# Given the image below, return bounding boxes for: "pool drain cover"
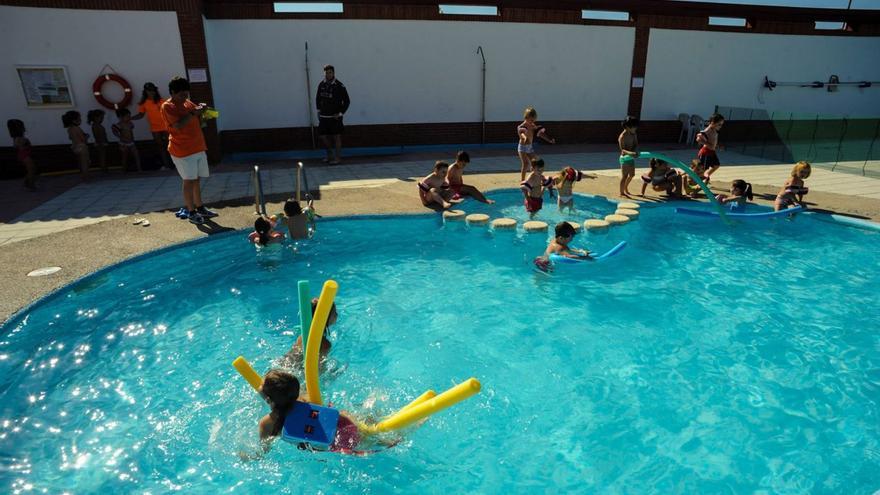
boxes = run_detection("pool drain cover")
[27,266,62,277]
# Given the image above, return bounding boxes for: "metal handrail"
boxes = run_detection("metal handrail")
[254,165,266,216]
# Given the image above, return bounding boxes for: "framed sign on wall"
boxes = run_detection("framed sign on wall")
[16,65,75,108]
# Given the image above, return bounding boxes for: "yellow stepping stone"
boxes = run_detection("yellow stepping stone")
[605,214,630,225]
[491,218,517,230]
[442,209,465,221]
[523,220,548,232]
[465,213,490,225]
[584,219,610,231]
[618,202,640,210]
[615,208,639,219]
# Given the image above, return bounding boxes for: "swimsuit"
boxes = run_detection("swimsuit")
[558,195,573,203]
[15,139,32,162]
[517,142,534,154]
[642,169,677,185]
[524,195,543,212]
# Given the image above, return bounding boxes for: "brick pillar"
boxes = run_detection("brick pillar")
[174,0,221,163]
[627,24,650,118]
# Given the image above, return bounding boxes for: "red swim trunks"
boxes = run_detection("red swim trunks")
[448,182,463,199]
[525,196,543,213]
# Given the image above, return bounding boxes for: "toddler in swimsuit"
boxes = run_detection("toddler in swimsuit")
[418,161,462,210]
[62,111,91,180]
[112,108,142,173]
[716,179,753,211]
[517,107,555,181]
[696,113,725,181]
[553,166,597,213]
[775,161,811,211]
[520,158,554,218]
[640,158,682,197]
[7,119,37,190]
[533,221,592,272]
[249,216,285,245]
[618,116,639,197]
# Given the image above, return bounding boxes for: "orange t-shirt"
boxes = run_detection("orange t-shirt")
[161,99,207,158]
[138,99,167,133]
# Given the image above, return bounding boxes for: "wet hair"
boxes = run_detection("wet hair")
[708,113,725,124]
[523,107,537,119]
[555,221,576,239]
[284,199,303,217]
[530,158,545,170]
[61,111,81,128]
[323,64,335,72]
[433,160,450,172]
[261,370,300,436]
[622,116,639,129]
[86,110,105,125]
[254,216,272,245]
[168,76,190,95]
[7,119,25,139]
[732,179,753,201]
[792,161,811,179]
[456,150,470,163]
[115,108,131,118]
[139,82,161,105]
[690,159,706,174]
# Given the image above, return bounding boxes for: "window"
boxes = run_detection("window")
[581,10,631,22]
[814,21,846,30]
[438,5,498,16]
[273,2,344,14]
[709,17,748,27]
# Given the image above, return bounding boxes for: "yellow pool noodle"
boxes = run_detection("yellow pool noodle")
[232,356,263,391]
[367,378,481,433]
[304,280,338,405]
[398,390,437,414]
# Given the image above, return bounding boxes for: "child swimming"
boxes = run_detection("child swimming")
[249,216,285,245]
[716,179,753,211]
[775,161,811,211]
[533,221,591,271]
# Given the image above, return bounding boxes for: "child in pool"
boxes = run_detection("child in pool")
[418,161,462,210]
[445,151,494,204]
[553,166,597,213]
[716,179,753,211]
[283,198,317,240]
[533,221,591,271]
[280,298,338,370]
[775,161,811,211]
[517,107,555,181]
[87,110,109,173]
[618,116,639,197]
[520,158,554,218]
[681,159,709,198]
[62,111,90,180]
[256,370,363,454]
[640,158,682,197]
[249,216,285,245]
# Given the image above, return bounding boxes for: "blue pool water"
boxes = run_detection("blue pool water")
[1,190,879,494]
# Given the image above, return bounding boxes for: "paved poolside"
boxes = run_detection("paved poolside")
[4,147,880,246]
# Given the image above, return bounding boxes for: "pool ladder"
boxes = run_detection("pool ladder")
[253,165,266,216]
[254,161,313,216]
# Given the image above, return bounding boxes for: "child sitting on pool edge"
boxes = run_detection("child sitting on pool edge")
[521,158,554,218]
[418,161,462,210]
[716,179,753,211]
[640,158,682,197]
[249,216,285,245]
[534,221,591,271]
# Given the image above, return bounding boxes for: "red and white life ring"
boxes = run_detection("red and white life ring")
[92,73,133,110]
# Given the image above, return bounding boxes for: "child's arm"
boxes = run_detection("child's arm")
[618,132,636,157]
[536,127,555,144]
[518,126,529,144]
[696,131,708,146]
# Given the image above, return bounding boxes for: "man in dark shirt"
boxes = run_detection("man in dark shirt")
[316,65,350,164]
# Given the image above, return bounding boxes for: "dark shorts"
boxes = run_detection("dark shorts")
[318,116,344,136]
[525,196,543,213]
[698,147,720,168]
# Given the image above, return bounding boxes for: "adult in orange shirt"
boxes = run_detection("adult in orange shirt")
[133,82,172,170]
[161,76,217,225]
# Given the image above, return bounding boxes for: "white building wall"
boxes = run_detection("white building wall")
[0,6,186,146]
[204,19,635,131]
[642,29,880,120]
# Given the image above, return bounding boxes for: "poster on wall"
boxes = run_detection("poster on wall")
[16,66,75,108]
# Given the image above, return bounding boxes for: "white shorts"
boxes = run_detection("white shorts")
[171,151,209,180]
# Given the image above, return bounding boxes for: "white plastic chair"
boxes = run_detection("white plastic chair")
[677,113,690,143]
[688,115,704,146]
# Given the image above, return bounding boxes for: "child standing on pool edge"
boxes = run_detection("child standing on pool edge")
[618,116,639,197]
[521,158,554,219]
[87,110,109,174]
[696,113,725,181]
[517,107,555,181]
[62,111,91,181]
[7,119,38,191]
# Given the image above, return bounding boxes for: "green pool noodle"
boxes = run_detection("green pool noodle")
[298,280,312,349]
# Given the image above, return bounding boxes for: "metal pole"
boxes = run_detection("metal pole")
[305,42,316,150]
[862,120,880,176]
[254,165,266,216]
[296,161,303,202]
[477,46,486,145]
[832,118,848,171]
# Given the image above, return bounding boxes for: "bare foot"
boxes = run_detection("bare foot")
[449,197,464,204]
[441,201,453,209]
[486,199,496,205]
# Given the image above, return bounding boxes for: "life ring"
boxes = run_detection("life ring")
[92,73,133,110]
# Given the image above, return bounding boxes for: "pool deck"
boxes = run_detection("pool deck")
[2,143,880,323]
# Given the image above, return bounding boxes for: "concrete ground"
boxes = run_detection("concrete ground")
[2,143,880,323]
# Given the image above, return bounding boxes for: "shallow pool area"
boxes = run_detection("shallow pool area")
[1,190,879,494]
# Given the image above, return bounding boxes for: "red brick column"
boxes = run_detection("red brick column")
[627,24,650,118]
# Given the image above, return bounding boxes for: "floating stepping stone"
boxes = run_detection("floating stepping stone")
[442,209,465,221]
[523,220,548,232]
[466,213,489,225]
[566,221,582,233]
[618,202,640,210]
[584,219,610,231]
[605,214,630,225]
[491,218,517,230]
[615,208,639,219]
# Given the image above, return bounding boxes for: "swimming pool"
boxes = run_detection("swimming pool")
[2,190,878,493]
